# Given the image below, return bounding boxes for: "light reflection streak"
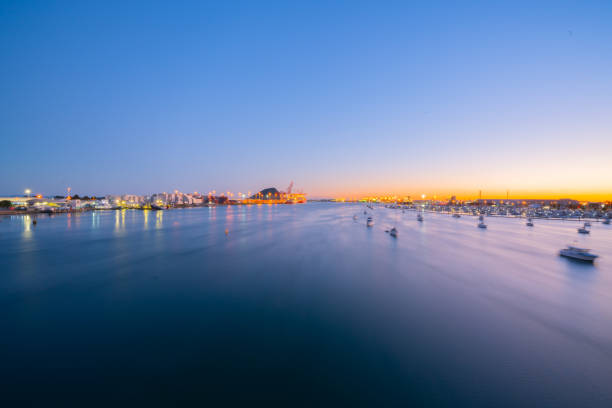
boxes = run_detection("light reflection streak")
[155,211,163,229]
[143,209,149,230]
[91,212,100,229]
[114,209,126,234]
[22,215,32,240]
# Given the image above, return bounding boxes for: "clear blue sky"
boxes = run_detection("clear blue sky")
[2,1,611,199]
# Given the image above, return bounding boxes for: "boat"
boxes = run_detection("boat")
[604,218,611,225]
[417,214,424,222]
[366,217,374,227]
[150,204,164,211]
[526,218,534,227]
[578,224,590,234]
[584,221,591,227]
[389,227,398,237]
[478,221,487,229]
[452,213,461,218]
[559,246,598,262]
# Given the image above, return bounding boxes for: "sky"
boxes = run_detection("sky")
[1,0,611,200]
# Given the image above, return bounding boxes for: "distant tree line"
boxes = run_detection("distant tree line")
[0,200,12,208]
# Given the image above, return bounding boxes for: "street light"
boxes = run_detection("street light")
[25,189,31,197]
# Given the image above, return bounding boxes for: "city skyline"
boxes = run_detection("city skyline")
[2,1,611,200]
[5,185,612,202]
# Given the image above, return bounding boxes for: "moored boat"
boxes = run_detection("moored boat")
[559,246,598,262]
[578,223,590,234]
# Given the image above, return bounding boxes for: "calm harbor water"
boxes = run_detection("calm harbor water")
[1,203,612,406]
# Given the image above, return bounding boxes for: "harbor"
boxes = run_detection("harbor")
[0,185,307,215]
[2,203,612,406]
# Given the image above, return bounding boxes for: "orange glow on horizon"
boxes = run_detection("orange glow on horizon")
[315,189,612,202]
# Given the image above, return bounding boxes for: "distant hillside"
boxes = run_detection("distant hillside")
[251,188,280,199]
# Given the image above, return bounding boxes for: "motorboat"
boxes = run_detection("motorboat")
[389,227,398,237]
[526,218,534,227]
[559,246,598,262]
[478,221,487,229]
[366,217,374,227]
[452,213,461,218]
[578,224,590,234]
[417,214,424,222]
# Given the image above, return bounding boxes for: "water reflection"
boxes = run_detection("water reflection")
[91,212,100,229]
[114,209,127,234]
[22,215,32,240]
[155,210,163,229]
[1,205,612,407]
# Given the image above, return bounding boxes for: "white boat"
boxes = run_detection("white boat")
[478,221,487,229]
[578,224,590,234]
[417,214,424,222]
[389,227,398,237]
[366,217,374,227]
[559,246,598,262]
[526,218,534,227]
